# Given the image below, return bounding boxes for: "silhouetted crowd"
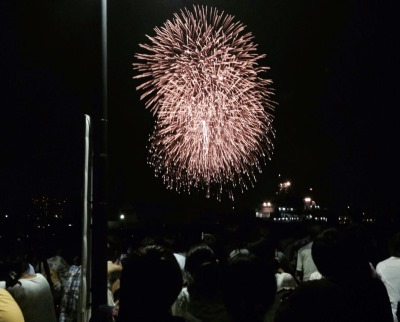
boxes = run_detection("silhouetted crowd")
[1,217,400,322]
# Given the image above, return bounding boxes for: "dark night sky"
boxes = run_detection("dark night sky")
[1,0,399,220]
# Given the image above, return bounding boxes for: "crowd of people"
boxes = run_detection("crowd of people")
[1,217,399,322]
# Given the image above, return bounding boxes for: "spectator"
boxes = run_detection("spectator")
[59,260,81,322]
[275,228,393,322]
[35,247,70,314]
[172,244,229,322]
[163,231,187,283]
[6,256,57,322]
[376,231,400,322]
[0,261,25,322]
[222,253,277,322]
[118,244,184,322]
[45,249,70,289]
[106,237,124,307]
[295,224,322,282]
[107,261,122,307]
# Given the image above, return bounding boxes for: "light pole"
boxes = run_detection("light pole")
[91,0,108,310]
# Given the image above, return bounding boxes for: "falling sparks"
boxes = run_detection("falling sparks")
[133,5,276,200]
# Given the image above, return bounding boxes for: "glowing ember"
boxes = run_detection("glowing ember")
[133,5,276,200]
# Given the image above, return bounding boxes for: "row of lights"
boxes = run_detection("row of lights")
[278,207,295,212]
[273,217,301,222]
[36,223,73,229]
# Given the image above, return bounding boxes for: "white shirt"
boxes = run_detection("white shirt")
[7,273,57,322]
[376,256,400,322]
[275,272,297,292]
[296,241,318,281]
[174,253,186,275]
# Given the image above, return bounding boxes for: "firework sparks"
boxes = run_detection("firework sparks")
[133,5,276,200]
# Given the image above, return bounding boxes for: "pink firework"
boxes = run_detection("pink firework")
[133,5,276,200]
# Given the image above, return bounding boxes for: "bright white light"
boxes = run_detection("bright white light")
[120,214,125,220]
[304,197,311,202]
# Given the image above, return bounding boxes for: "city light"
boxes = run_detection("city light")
[278,181,291,192]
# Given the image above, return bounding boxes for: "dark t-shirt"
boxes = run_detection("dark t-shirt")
[275,277,393,322]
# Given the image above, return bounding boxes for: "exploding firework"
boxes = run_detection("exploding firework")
[133,5,276,200]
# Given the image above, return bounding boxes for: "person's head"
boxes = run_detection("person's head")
[308,223,324,241]
[118,244,182,322]
[222,253,277,322]
[312,227,371,281]
[185,243,220,298]
[247,235,276,261]
[311,228,341,279]
[0,250,28,287]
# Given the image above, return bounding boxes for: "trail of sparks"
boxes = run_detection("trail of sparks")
[133,5,276,200]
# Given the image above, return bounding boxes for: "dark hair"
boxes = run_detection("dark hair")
[311,228,341,279]
[185,244,220,299]
[247,236,276,261]
[312,227,372,281]
[118,244,182,322]
[0,255,27,288]
[308,223,324,241]
[222,253,277,322]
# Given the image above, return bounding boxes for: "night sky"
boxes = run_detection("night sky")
[1,0,399,221]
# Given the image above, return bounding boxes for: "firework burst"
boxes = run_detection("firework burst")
[133,5,276,200]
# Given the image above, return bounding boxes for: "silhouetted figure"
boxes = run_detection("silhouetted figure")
[222,253,277,322]
[118,244,183,322]
[275,228,393,322]
[5,256,57,322]
[172,243,229,322]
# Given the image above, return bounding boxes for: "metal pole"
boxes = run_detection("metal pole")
[91,0,108,310]
[80,115,92,322]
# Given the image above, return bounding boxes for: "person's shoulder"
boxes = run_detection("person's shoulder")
[378,256,400,267]
[377,257,390,266]
[34,272,47,280]
[298,242,312,252]
[0,287,11,296]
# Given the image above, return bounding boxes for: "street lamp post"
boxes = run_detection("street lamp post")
[91,0,108,310]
